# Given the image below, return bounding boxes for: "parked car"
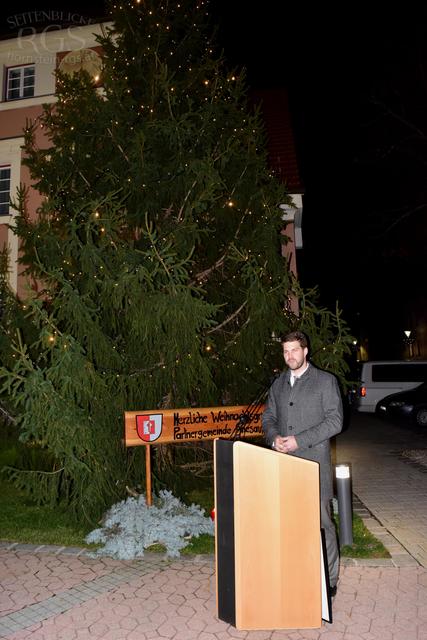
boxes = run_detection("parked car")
[356,360,427,413]
[376,382,427,427]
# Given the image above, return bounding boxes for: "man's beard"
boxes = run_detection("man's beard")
[286,357,304,370]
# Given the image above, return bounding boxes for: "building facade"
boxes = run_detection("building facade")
[0,23,105,296]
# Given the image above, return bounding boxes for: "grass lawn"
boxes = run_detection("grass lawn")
[0,481,96,547]
[0,480,390,559]
[340,513,390,558]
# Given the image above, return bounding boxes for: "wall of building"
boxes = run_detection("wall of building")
[0,23,107,296]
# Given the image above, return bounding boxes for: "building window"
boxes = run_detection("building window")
[0,166,11,216]
[6,65,35,101]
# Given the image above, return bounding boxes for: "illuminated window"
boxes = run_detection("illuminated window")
[0,166,11,216]
[6,65,35,100]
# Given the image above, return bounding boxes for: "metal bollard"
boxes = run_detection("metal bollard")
[335,463,353,546]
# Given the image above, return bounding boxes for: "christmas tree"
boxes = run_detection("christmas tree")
[0,0,353,522]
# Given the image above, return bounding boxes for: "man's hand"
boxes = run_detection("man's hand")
[273,435,298,453]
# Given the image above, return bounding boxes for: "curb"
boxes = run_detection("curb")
[351,493,420,567]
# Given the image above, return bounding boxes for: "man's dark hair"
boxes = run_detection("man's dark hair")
[281,331,309,349]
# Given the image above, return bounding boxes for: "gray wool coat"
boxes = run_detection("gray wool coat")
[262,363,343,500]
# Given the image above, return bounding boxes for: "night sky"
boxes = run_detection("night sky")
[211,3,427,358]
[2,2,427,357]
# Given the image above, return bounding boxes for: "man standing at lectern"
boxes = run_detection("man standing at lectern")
[262,330,343,596]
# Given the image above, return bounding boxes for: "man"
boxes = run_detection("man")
[262,330,343,595]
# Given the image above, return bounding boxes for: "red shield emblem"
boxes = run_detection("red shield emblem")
[136,414,162,442]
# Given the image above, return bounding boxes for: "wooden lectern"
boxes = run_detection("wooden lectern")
[214,439,331,630]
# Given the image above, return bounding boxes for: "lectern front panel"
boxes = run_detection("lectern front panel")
[233,442,321,629]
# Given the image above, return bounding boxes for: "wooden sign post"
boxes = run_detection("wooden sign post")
[124,405,264,505]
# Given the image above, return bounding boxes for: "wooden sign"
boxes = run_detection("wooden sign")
[124,405,265,447]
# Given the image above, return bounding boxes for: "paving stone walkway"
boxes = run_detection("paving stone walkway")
[337,412,427,568]
[1,547,427,639]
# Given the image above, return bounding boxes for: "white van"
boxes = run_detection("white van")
[356,360,427,413]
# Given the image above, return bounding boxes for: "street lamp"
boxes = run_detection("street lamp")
[335,464,353,546]
[404,330,414,358]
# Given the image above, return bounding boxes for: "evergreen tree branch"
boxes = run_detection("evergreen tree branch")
[190,201,253,286]
[177,179,198,222]
[192,253,226,284]
[106,127,130,163]
[0,403,15,424]
[207,301,247,334]
[69,157,91,187]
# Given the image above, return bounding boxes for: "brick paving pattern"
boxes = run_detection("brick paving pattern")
[1,549,427,639]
